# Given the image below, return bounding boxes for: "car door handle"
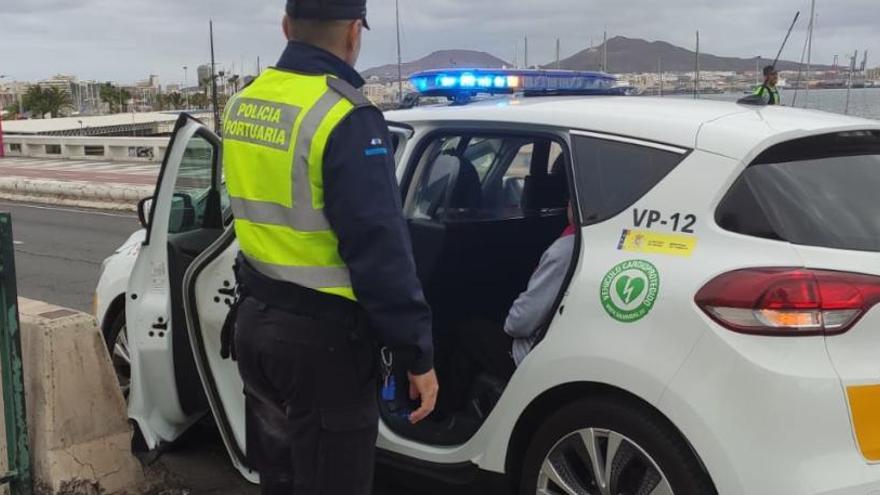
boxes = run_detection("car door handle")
[217,288,235,297]
[152,317,168,330]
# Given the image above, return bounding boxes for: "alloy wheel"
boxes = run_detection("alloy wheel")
[537,427,673,495]
[110,324,131,398]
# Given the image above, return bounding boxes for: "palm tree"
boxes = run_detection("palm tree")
[22,86,73,118]
[99,84,132,114]
[190,91,208,110]
[42,87,72,117]
[166,92,185,110]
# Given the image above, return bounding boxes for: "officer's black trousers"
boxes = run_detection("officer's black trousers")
[235,297,379,495]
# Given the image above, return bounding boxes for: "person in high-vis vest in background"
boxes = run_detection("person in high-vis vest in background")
[222,1,437,493]
[754,65,781,105]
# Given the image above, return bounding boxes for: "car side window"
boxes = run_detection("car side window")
[464,138,505,180]
[169,134,222,234]
[405,133,568,221]
[572,135,685,224]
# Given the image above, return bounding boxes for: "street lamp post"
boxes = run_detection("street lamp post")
[183,66,190,110]
[0,75,7,158]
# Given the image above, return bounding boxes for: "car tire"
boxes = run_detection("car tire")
[102,310,131,400]
[519,396,716,495]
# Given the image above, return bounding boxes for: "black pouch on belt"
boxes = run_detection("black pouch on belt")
[220,259,246,360]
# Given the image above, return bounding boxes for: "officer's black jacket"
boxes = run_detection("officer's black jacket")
[275,41,433,374]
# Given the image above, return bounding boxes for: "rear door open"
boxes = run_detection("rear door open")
[183,122,418,482]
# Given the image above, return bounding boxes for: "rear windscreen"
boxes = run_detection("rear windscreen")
[717,131,880,252]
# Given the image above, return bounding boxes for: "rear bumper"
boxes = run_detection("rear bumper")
[661,321,880,495]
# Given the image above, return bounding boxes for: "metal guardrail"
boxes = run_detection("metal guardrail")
[0,213,32,495]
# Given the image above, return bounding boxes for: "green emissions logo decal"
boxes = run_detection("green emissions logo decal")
[600,260,660,323]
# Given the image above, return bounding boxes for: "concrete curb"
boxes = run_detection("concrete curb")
[0,177,151,212]
[13,299,146,494]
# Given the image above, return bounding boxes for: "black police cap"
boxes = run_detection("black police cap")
[286,0,369,29]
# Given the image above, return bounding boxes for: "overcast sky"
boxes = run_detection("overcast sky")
[2,0,877,84]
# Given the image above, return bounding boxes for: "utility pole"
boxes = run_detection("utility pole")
[0,77,5,158]
[556,38,561,70]
[395,0,403,105]
[524,36,529,68]
[183,66,190,110]
[694,31,700,99]
[257,56,262,75]
[210,20,221,134]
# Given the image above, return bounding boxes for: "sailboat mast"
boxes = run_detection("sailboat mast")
[602,30,607,72]
[694,31,700,99]
[845,50,857,115]
[658,58,663,97]
[396,0,403,105]
[756,57,760,86]
[806,0,815,104]
[556,39,561,70]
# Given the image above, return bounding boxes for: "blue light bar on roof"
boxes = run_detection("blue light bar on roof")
[409,68,618,98]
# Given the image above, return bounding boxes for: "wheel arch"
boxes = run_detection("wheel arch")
[504,380,715,488]
[101,293,127,336]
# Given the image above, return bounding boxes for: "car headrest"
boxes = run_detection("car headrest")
[448,156,483,209]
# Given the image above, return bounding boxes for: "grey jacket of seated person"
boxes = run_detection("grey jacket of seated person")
[504,234,576,365]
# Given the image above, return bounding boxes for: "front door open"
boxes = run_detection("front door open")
[126,114,224,448]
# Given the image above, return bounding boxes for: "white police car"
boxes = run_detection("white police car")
[95,69,880,494]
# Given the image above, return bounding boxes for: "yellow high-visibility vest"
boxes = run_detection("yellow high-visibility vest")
[223,68,371,301]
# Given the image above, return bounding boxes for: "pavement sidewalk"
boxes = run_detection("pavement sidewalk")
[0,158,158,211]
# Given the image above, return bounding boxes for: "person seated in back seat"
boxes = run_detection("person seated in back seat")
[505,202,576,366]
[452,202,576,388]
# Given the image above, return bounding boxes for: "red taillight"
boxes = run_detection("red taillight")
[695,268,880,335]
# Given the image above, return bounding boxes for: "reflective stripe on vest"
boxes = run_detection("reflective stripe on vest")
[223,68,368,300]
[754,84,780,105]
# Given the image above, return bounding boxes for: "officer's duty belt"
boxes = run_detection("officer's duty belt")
[237,256,364,328]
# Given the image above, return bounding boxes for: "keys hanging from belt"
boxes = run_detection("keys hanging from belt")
[380,347,394,402]
[380,347,412,419]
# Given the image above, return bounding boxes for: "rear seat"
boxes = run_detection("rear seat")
[413,212,567,325]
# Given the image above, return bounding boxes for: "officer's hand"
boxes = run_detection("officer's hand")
[407,369,439,424]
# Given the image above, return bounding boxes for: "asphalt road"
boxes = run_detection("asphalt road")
[2,200,410,495]
[4,201,139,312]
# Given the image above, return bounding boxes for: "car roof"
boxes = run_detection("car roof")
[385,96,880,161]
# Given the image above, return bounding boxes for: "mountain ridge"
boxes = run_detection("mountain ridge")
[547,36,832,73]
[362,50,511,81]
[361,36,831,80]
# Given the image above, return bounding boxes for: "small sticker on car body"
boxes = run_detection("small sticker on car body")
[617,229,697,257]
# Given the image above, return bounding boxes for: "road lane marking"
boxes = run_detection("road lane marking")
[0,202,136,219]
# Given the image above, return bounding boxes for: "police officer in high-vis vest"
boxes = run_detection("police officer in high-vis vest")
[754,65,781,105]
[222,1,438,493]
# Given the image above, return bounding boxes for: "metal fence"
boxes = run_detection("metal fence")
[0,213,32,495]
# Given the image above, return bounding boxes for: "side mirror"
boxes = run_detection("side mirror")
[137,197,154,229]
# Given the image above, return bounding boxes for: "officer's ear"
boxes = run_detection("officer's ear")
[283,14,293,40]
[346,19,363,65]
